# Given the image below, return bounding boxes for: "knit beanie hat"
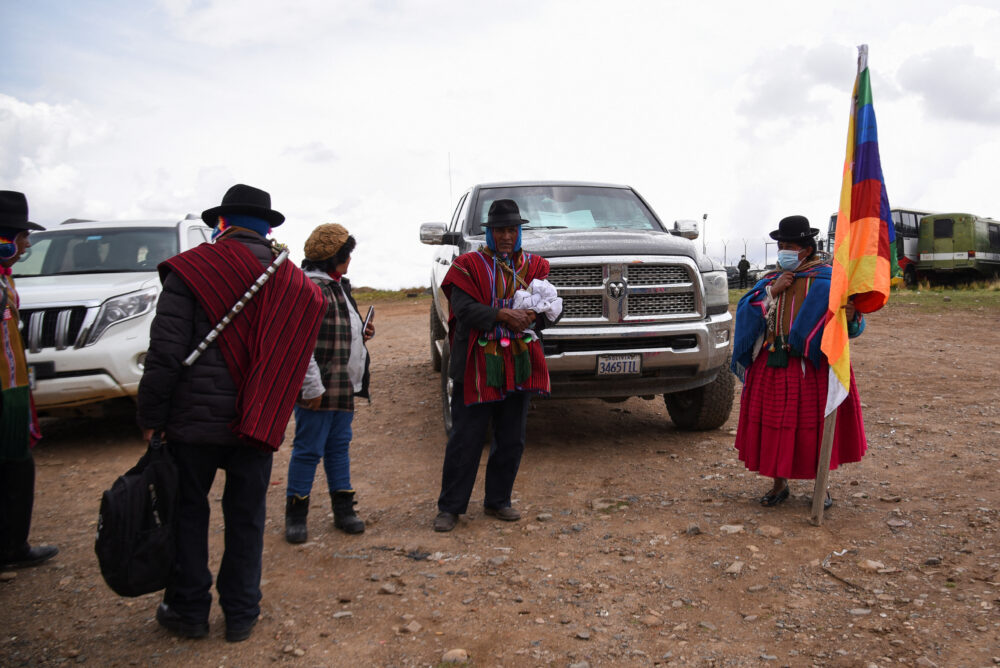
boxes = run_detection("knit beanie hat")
[304,223,350,261]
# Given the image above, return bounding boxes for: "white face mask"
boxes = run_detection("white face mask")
[776,249,802,271]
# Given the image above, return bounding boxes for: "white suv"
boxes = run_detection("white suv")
[12,216,211,415]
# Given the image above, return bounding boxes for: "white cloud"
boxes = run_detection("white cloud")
[5,1,1000,278]
[898,46,1000,125]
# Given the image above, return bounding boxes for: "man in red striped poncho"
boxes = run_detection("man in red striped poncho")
[433,199,558,532]
[137,184,324,642]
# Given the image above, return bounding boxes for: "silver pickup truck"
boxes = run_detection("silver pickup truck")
[420,181,733,432]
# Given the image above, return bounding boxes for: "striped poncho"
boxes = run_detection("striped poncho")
[443,248,551,405]
[161,238,324,450]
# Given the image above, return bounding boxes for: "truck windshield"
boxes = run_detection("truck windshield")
[471,186,662,234]
[13,227,178,277]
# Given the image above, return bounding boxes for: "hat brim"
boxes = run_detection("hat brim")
[768,227,819,241]
[201,204,285,228]
[0,220,46,232]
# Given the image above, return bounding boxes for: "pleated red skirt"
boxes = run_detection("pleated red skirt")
[735,348,867,479]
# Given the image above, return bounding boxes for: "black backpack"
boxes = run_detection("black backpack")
[95,435,178,597]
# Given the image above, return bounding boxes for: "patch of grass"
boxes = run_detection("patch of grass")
[351,286,431,302]
[729,281,1000,313]
[890,278,1000,312]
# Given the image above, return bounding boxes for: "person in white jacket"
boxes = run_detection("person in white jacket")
[284,224,374,543]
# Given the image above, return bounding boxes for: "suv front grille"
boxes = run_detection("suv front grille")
[18,307,88,351]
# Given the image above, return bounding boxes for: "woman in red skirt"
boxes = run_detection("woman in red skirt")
[731,216,867,507]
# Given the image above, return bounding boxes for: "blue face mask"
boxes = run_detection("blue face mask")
[776,249,802,271]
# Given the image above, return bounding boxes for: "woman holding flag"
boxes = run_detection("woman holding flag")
[730,216,868,508]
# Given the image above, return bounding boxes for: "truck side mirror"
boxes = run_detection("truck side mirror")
[671,220,699,240]
[419,223,448,245]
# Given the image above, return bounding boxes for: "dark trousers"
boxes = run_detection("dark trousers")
[165,442,272,627]
[739,273,749,289]
[0,456,34,559]
[438,383,530,514]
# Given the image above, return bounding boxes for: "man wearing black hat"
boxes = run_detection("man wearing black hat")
[137,184,324,642]
[433,199,557,532]
[0,191,58,570]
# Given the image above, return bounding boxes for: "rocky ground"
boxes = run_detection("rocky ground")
[2,295,999,668]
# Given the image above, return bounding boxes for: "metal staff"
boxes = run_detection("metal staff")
[182,249,289,366]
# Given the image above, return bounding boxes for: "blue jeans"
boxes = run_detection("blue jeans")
[287,406,354,497]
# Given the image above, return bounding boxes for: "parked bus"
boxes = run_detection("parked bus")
[917,213,1000,282]
[828,208,932,286]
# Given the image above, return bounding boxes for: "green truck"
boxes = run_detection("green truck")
[917,213,1000,282]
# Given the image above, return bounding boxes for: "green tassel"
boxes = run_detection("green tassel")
[485,353,504,387]
[513,349,530,383]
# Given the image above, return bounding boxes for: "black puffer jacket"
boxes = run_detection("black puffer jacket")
[136,231,274,446]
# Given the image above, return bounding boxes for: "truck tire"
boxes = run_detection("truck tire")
[440,344,454,437]
[430,302,446,372]
[903,265,917,288]
[663,358,735,431]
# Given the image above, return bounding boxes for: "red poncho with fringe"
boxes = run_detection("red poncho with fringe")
[161,239,324,450]
[443,248,550,405]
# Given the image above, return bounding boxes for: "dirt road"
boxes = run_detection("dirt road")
[2,296,999,667]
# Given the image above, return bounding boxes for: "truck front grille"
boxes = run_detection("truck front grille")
[547,260,701,322]
[628,265,689,285]
[18,307,88,352]
[563,295,603,318]
[548,266,602,287]
[628,293,696,315]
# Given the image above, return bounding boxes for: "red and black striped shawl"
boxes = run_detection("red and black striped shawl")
[442,248,550,405]
[162,239,324,450]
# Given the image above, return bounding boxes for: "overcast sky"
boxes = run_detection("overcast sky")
[4,0,1000,287]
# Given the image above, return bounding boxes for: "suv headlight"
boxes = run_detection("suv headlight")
[84,287,159,346]
[702,270,729,315]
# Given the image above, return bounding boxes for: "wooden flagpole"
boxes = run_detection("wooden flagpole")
[809,409,838,525]
[811,44,870,526]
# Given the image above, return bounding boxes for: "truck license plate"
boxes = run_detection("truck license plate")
[597,353,641,376]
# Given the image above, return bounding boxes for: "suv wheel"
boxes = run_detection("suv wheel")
[440,344,454,437]
[430,302,446,372]
[663,357,735,430]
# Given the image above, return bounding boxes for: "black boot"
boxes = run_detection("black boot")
[284,495,309,544]
[332,490,364,534]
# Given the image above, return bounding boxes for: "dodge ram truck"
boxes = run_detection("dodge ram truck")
[420,181,734,434]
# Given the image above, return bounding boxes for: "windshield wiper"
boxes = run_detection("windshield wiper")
[522,225,567,229]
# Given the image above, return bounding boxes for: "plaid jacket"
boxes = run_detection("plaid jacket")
[307,274,370,411]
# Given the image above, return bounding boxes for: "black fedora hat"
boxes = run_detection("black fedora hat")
[484,199,529,228]
[0,191,46,232]
[769,215,818,242]
[201,184,285,228]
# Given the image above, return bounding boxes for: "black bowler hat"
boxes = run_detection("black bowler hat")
[0,191,46,232]
[769,215,819,242]
[484,199,529,228]
[201,184,285,228]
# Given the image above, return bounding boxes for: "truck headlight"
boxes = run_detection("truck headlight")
[84,287,159,346]
[702,270,729,315]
